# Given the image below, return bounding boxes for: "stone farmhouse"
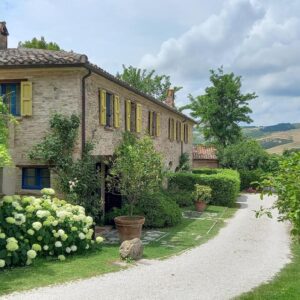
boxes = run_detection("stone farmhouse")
[0,22,195,205]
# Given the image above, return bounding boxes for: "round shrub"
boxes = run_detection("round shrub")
[0,189,103,269]
[238,169,264,190]
[138,191,182,228]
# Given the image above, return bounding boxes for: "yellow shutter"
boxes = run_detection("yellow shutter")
[125,100,131,131]
[99,90,106,125]
[173,119,176,141]
[21,81,32,116]
[181,122,184,142]
[156,113,161,136]
[136,103,142,133]
[114,95,120,128]
[149,111,153,135]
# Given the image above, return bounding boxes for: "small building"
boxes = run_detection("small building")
[192,145,219,168]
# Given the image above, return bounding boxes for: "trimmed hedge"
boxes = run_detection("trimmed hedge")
[169,168,240,207]
[238,169,264,190]
[163,190,194,207]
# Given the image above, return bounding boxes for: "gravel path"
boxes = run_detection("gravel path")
[2,194,291,300]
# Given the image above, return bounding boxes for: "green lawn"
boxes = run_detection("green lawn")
[0,205,237,296]
[238,242,300,300]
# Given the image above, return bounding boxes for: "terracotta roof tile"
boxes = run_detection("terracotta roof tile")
[193,145,218,160]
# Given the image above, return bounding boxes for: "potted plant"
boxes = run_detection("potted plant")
[107,132,163,242]
[193,184,212,212]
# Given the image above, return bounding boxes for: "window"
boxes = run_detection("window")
[184,124,189,144]
[106,92,113,127]
[0,83,21,116]
[148,111,160,137]
[168,118,175,141]
[22,168,50,190]
[130,102,136,132]
[176,121,181,142]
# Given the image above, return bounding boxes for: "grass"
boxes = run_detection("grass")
[0,205,237,296]
[237,241,300,300]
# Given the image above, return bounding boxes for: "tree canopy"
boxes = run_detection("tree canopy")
[18,36,61,50]
[116,65,182,101]
[181,67,257,147]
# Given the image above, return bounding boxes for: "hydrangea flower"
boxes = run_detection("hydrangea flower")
[3,196,13,203]
[71,245,77,252]
[61,234,68,241]
[41,188,55,196]
[32,244,42,252]
[65,247,71,253]
[36,210,50,218]
[55,241,62,248]
[5,217,16,224]
[78,232,85,240]
[26,258,32,265]
[57,229,65,236]
[58,255,66,261]
[96,236,104,244]
[27,229,34,236]
[0,259,5,268]
[32,222,42,231]
[0,233,6,239]
[14,213,26,225]
[6,239,19,252]
[27,249,37,259]
[43,245,49,251]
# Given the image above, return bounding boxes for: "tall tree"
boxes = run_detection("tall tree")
[116,65,182,101]
[18,36,61,50]
[181,67,257,147]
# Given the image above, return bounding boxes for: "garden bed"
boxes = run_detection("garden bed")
[0,205,237,296]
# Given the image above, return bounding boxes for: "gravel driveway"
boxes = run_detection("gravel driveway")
[2,194,291,300]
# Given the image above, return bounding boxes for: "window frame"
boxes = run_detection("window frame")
[105,92,114,128]
[22,167,51,190]
[0,81,22,116]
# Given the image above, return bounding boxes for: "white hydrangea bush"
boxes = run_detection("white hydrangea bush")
[0,188,103,269]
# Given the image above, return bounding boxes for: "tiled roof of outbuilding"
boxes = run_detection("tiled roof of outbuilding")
[0,48,88,66]
[193,145,218,160]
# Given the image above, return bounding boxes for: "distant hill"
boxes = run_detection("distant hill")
[193,122,300,154]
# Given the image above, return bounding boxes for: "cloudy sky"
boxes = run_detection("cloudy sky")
[1,0,300,125]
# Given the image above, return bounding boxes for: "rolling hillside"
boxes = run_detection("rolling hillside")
[193,123,300,154]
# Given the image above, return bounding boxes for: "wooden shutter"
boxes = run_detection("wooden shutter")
[21,81,32,116]
[99,90,106,125]
[136,103,142,133]
[173,119,176,141]
[156,113,161,136]
[149,111,153,135]
[188,124,192,143]
[113,95,120,128]
[181,122,184,142]
[125,100,131,131]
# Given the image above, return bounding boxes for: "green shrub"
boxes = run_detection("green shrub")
[193,184,212,203]
[0,189,103,269]
[163,190,194,207]
[105,191,182,228]
[238,169,264,190]
[169,169,240,207]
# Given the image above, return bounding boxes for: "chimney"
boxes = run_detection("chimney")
[0,22,9,50]
[165,88,175,108]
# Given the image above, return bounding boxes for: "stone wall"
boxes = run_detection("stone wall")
[85,73,194,171]
[0,68,83,194]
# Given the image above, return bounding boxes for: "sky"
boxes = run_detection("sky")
[1,0,300,126]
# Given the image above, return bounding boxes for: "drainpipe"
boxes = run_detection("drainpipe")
[81,68,92,157]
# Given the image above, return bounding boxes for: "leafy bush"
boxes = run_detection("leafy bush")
[105,191,182,228]
[138,191,182,228]
[193,184,212,203]
[0,189,103,269]
[163,189,194,207]
[238,169,264,190]
[175,152,191,172]
[258,152,300,237]
[169,169,240,207]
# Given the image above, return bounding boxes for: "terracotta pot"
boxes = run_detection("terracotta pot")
[114,216,145,242]
[195,200,207,212]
